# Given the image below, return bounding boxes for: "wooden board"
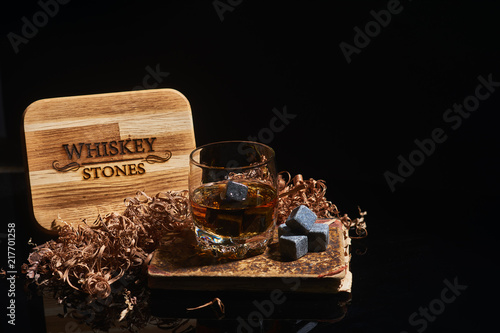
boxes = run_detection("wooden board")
[22,89,196,231]
[148,219,351,293]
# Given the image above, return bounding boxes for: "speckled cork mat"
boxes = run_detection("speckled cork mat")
[148,219,349,293]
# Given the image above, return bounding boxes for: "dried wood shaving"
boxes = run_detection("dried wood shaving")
[23,190,191,332]
[278,172,340,224]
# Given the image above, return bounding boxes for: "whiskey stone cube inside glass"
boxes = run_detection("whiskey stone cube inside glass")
[224,180,248,201]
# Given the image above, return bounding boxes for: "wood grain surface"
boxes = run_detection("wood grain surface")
[148,219,351,293]
[23,89,196,231]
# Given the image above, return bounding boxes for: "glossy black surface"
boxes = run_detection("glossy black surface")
[0,1,497,332]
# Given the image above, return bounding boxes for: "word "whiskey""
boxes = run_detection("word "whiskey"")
[63,137,157,159]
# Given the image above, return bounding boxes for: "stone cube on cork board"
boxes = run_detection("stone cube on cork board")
[307,223,330,252]
[285,205,317,234]
[279,235,308,260]
[278,224,293,238]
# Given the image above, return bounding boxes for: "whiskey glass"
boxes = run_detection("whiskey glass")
[189,141,278,258]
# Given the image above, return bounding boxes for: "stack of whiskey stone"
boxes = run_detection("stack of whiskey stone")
[278,205,330,260]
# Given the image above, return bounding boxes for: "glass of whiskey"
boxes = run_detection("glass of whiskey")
[189,141,278,258]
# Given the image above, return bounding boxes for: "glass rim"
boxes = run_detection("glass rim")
[189,140,275,171]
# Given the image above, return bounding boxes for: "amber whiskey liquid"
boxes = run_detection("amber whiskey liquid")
[191,180,277,248]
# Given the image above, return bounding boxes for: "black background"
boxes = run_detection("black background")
[0,0,498,332]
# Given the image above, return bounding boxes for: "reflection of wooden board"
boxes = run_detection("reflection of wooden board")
[43,294,197,332]
[22,89,195,232]
[148,219,351,293]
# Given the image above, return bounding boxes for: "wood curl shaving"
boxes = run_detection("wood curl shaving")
[278,172,367,239]
[26,190,191,294]
[23,190,191,332]
[123,190,191,252]
[340,207,368,239]
[277,172,340,225]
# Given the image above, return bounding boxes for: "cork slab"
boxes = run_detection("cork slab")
[22,89,196,232]
[148,219,350,293]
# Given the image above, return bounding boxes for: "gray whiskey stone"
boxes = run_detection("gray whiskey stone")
[307,223,330,252]
[285,205,317,234]
[278,224,293,238]
[224,180,248,201]
[279,235,308,260]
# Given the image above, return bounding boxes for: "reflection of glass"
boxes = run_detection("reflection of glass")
[189,141,278,258]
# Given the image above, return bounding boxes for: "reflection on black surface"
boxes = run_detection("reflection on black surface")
[41,282,353,332]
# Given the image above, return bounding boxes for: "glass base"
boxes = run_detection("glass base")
[194,226,274,259]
